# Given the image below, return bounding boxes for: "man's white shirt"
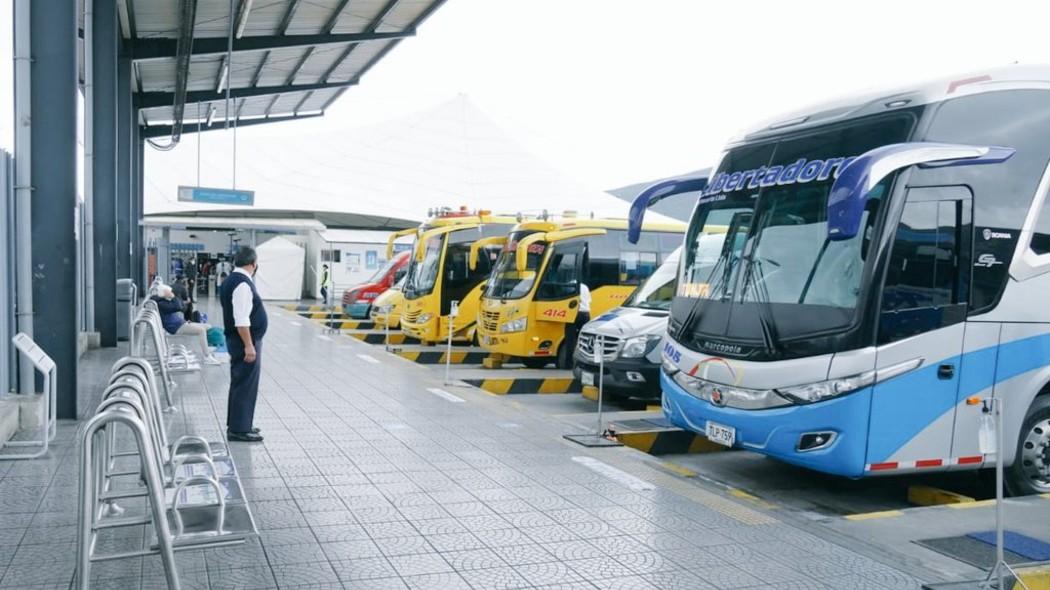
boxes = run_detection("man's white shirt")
[232,267,254,328]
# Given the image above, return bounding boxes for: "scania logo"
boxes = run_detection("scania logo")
[702,340,743,355]
[710,388,726,406]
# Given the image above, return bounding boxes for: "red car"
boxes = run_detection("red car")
[341,251,410,318]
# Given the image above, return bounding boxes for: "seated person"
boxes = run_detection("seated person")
[152,284,222,365]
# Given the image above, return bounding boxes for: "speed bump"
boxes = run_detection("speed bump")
[282,304,328,312]
[608,417,731,455]
[464,377,581,395]
[397,350,493,365]
[300,311,350,320]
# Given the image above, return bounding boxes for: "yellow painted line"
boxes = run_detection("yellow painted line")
[844,510,905,521]
[480,379,512,395]
[727,488,776,510]
[538,378,575,394]
[658,461,697,478]
[907,485,974,507]
[1041,493,1050,500]
[1014,565,1050,589]
[581,386,598,401]
[646,404,661,411]
[947,499,997,509]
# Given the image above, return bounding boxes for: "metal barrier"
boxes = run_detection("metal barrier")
[1,333,57,460]
[75,355,256,589]
[132,314,178,411]
[126,281,138,354]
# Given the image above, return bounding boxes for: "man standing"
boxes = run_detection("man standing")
[220,247,267,442]
[320,263,331,307]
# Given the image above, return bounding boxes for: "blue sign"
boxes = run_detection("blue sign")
[178,185,255,206]
[366,250,378,269]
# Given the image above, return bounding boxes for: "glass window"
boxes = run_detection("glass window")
[1032,199,1050,255]
[619,251,659,285]
[881,200,960,312]
[484,231,546,300]
[537,246,581,301]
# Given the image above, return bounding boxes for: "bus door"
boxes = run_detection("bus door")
[867,187,972,469]
[535,240,586,325]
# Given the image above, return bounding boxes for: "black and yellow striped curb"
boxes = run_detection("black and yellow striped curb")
[345,332,416,345]
[613,429,730,455]
[298,311,352,320]
[907,485,975,507]
[1012,564,1050,589]
[397,350,493,365]
[463,377,581,395]
[320,320,376,330]
[282,304,329,312]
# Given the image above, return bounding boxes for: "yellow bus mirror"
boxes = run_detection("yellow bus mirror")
[387,227,416,258]
[469,236,507,270]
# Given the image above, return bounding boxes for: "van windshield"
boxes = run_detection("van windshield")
[403,235,443,299]
[624,251,681,311]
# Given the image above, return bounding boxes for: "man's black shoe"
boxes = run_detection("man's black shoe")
[227,431,263,442]
[251,427,260,434]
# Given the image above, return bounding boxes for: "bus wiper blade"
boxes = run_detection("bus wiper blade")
[676,256,730,340]
[741,257,781,356]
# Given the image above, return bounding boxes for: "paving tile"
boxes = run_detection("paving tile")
[458,565,531,590]
[269,561,341,587]
[442,548,509,571]
[386,552,454,576]
[331,556,398,581]
[513,561,585,586]
[402,571,474,590]
[207,565,279,589]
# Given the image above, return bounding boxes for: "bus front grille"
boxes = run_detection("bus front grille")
[480,310,500,333]
[577,333,621,361]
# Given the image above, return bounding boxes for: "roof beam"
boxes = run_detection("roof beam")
[140,112,323,138]
[131,29,414,60]
[138,80,358,109]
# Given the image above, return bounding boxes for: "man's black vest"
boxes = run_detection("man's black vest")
[220,271,268,341]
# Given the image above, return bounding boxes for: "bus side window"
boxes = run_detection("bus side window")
[620,251,659,285]
[879,197,968,344]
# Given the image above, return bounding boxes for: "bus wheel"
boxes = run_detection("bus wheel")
[1007,395,1050,496]
[522,358,550,369]
[556,342,572,370]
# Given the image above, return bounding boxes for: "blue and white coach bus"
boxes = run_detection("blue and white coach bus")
[629,66,1050,494]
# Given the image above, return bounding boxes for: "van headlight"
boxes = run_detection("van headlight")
[777,371,875,404]
[500,317,527,333]
[621,335,661,358]
[416,313,432,324]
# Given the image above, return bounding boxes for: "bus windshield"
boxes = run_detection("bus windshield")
[403,234,444,299]
[674,113,915,351]
[484,231,546,300]
[625,250,681,311]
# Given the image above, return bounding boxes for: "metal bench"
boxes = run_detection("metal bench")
[0,333,57,460]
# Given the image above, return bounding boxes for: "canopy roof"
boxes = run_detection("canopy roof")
[146,96,648,228]
[123,0,447,139]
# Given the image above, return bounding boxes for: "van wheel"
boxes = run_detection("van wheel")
[1006,395,1050,496]
[522,358,550,369]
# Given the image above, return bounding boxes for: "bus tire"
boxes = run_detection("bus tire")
[556,342,572,370]
[1006,394,1050,496]
[522,358,550,369]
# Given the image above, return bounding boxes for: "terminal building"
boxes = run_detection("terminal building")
[1,3,1049,589]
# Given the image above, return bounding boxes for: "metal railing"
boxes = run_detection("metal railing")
[75,353,256,589]
[0,333,57,460]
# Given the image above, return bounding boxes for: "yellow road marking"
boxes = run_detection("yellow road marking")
[844,510,905,521]
[946,499,997,509]
[1014,565,1050,589]
[657,461,697,478]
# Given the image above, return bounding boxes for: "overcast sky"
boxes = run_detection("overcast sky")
[1,0,1048,189]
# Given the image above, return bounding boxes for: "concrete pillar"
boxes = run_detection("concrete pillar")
[30,0,78,419]
[134,127,145,288]
[92,0,118,346]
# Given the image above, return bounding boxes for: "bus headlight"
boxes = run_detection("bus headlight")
[416,313,433,324]
[777,371,875,404]
[621,335,661,358]
[500,317,527,333]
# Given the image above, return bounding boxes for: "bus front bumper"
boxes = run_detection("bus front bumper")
[660,371,872,478]
[478,330,556,359]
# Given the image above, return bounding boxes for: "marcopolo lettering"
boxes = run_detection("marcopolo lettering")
[703,156,856,197]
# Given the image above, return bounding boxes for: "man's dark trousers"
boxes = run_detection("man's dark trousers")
[226,338,262,433]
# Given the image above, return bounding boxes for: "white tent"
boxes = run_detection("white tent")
[253,236,305,301]
[145,96,658,225]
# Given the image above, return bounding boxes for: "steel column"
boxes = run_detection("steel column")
[30,0,78,419]
[92,0,119,346]
[116,56,132,281]
[133,126,145,288]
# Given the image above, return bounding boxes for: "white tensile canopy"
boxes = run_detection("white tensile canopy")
[144,96,650,226]
[253,236,305,300]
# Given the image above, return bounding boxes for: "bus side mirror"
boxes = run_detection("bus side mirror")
[827,142,1014,241]
[628,175,709,244]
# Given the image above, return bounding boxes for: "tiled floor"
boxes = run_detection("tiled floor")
[0,303,930,589]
